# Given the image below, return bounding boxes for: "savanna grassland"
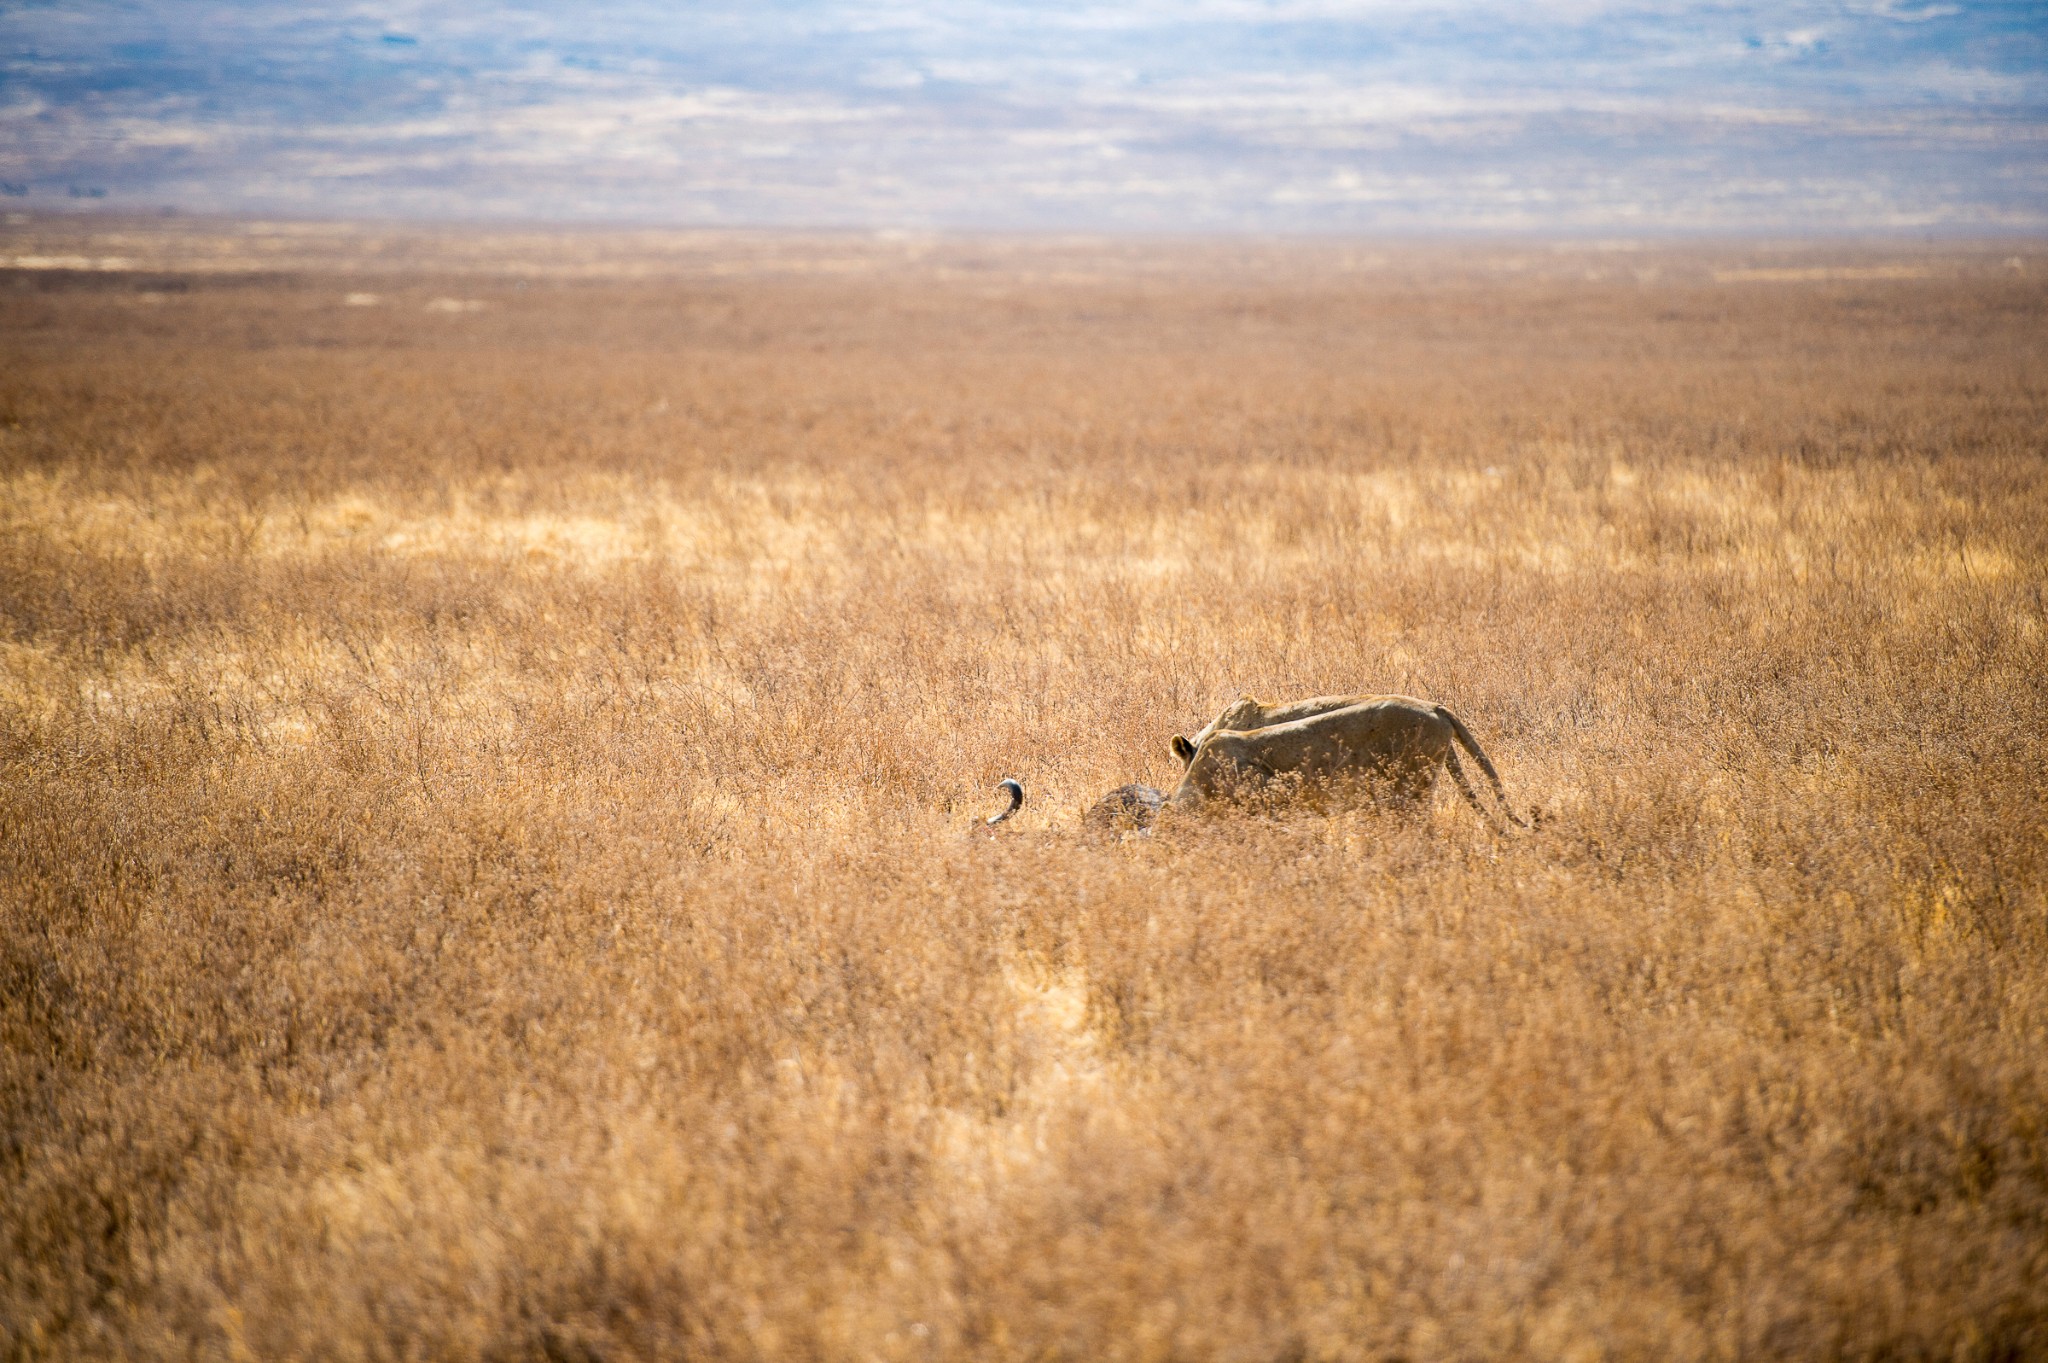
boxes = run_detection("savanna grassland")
[3,220,2046,1362]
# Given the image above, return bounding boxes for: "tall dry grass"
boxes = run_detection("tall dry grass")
[3,229,2046,1362]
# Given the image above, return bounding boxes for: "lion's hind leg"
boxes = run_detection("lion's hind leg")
[1443,748,1503,832]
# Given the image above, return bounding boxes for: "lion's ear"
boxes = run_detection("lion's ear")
[1171,734,1196,763]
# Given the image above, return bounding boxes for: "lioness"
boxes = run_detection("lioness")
[1168,696,1524,826]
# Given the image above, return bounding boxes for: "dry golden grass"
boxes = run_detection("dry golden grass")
[3,224,2046,1362]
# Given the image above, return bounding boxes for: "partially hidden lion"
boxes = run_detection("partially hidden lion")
[1168,694,1525,827]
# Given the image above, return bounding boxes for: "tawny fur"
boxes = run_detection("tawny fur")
[1169,695,1523,827]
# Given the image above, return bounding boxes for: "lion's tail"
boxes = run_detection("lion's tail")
[985,778,1024,826]
[1436,706,1527,828]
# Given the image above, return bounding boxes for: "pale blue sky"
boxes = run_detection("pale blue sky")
[2,1,2043,230]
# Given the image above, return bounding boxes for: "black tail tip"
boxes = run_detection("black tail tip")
[986,778,1024,825]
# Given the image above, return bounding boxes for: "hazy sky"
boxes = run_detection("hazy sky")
[2,1,2044,231]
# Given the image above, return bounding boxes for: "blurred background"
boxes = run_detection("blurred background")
[1,1,2043,232]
